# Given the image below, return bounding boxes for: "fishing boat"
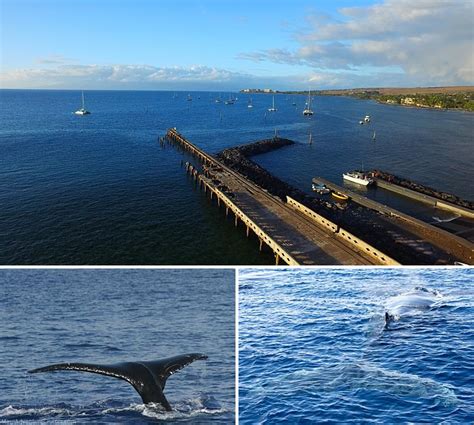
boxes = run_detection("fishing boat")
[268,96,277,112]
[331,191,350,201]
[303,90,314,116]
[312,183,330,194]
[74,91,90,115]
[343,171,374,186]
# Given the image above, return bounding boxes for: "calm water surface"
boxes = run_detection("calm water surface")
[0,269,235,423]
[1,90,473,264]
[239,268,473,423]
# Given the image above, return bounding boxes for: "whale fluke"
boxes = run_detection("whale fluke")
[28,353,208,410]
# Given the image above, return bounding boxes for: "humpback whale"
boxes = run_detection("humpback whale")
[28,353,207,411]
[385,287,442,325]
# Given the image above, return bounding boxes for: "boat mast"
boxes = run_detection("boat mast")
[81,91,85,109]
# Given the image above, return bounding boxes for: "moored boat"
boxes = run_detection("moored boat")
[74,91,90,115]
[331,191,350,201]
[303,89,314,116]
[312,183,330,194]
[343,171,374,186]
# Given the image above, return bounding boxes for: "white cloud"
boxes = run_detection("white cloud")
[239,0,474,86]
[0,64,257,90]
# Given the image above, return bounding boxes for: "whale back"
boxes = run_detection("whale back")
[385,287,441,324]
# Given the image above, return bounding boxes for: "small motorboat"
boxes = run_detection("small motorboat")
[312,183,330,194]
[331,191,350,201]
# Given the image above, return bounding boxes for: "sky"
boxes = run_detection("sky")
[1,0,473,90]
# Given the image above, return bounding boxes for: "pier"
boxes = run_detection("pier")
[166,128,396,265]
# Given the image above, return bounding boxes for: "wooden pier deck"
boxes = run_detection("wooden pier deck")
[166,128,394,265]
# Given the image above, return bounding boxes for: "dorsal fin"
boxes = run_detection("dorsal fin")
[28,353,208,410]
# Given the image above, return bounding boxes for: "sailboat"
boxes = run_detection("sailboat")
[225,94,235,105]
[248,97,253,108]
[268,95,277,112]
[75,91,90,115]
[303,90,314,116]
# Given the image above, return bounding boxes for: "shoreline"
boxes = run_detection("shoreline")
[240,86,474,112]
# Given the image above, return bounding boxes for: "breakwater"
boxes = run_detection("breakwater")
[372,169,474,211]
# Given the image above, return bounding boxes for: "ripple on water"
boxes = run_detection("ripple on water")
[239,268,474,423]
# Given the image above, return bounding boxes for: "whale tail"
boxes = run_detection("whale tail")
[29,353,208,410]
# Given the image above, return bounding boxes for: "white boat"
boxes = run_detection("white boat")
[364,115,370,122]
[268,96,277,112]
[248,97,253,108]
[303,90,314,116]
[74,91,90,115]
[343,171,374,186]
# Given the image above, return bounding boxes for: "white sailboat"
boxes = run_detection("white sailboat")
[248,97,253,108]
[303,90,314,116]
[75,91,90,115]
[268,95,277,112]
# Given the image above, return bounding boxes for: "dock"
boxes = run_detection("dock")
[312,176,474,264]
[374,178,474,219]
[166,128,396,265]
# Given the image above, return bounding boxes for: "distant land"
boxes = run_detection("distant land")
[240,86,474,111]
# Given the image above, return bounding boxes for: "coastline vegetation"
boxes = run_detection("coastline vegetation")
[353,91,474,111]
[241,87,474,111]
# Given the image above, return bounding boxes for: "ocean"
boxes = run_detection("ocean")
[239,267,474,423]
[1,89,473,264]
[0,268,235,423]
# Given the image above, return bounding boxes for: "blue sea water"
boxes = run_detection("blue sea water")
[0,90,473,264]
[239,267,474,423]
[0,268,235,423]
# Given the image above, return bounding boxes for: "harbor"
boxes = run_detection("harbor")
[165,128,473,265]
